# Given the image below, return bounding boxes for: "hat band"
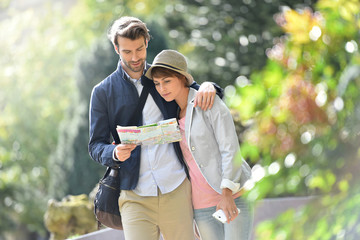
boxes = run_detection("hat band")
[155,63,184,72]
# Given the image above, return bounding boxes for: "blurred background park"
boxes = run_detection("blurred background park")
[0,0,359,239]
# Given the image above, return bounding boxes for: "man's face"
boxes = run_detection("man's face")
[116,36,147,77]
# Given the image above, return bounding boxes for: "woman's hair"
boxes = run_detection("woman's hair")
[151,67,189,87]
[107,16,150,48]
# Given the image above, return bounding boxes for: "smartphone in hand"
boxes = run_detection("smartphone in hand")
[212,208,240,223]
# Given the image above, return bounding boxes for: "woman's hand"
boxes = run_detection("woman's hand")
[216,188,238,223]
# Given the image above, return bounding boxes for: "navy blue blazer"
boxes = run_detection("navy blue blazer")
[88,62,223,190]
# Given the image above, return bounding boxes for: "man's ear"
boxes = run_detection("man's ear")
[114,44,119,54]
[145,40,149,48]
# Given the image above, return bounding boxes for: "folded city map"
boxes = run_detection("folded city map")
[116,118,182,145]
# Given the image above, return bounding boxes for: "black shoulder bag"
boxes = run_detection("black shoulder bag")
[94,83,149,230]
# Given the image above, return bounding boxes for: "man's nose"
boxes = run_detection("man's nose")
[131,52,139,61]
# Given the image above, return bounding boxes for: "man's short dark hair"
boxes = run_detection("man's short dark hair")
[107,16,150,48]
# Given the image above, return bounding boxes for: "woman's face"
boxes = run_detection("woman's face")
[153,75,186,102]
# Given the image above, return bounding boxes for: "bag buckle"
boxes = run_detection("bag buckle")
[109,168,118,177]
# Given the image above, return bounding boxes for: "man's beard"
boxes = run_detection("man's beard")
[123,59,145,73]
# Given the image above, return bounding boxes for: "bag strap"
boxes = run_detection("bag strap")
[128,80,149,125]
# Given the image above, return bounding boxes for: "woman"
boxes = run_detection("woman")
[145,50,253,240]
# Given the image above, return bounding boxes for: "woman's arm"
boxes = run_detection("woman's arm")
[207,97,242,222]
[207,96,242,192]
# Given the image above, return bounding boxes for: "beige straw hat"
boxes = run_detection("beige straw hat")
[145,49,194,85]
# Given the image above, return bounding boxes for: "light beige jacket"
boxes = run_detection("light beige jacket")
[183,88,251,194]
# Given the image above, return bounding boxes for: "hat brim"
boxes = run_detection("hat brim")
[145,63,194,86]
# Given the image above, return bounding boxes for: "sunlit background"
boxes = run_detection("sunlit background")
[0,0,359,239]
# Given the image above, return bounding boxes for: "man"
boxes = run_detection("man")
[88,16,222,240]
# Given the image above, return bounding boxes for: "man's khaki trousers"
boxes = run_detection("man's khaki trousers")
[118,178,195,240]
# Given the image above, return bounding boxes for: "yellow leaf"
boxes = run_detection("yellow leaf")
[282,9,321,44]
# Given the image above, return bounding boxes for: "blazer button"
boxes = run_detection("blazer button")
[191,146,195,151]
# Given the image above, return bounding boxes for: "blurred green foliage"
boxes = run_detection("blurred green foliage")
[157,0,316,87]
[0,0,130,237]
[0,7,75,237]
[225,0,360,238]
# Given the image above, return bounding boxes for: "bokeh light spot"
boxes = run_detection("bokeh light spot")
[284,153,296,168]
[309,26,322,41]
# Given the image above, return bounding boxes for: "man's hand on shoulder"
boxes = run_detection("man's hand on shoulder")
[194,82,216,111]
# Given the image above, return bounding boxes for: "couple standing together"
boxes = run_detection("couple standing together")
[88,16,252,240]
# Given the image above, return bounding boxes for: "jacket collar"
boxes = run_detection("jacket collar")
[184,88,197,145]
[187,88,197,105]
